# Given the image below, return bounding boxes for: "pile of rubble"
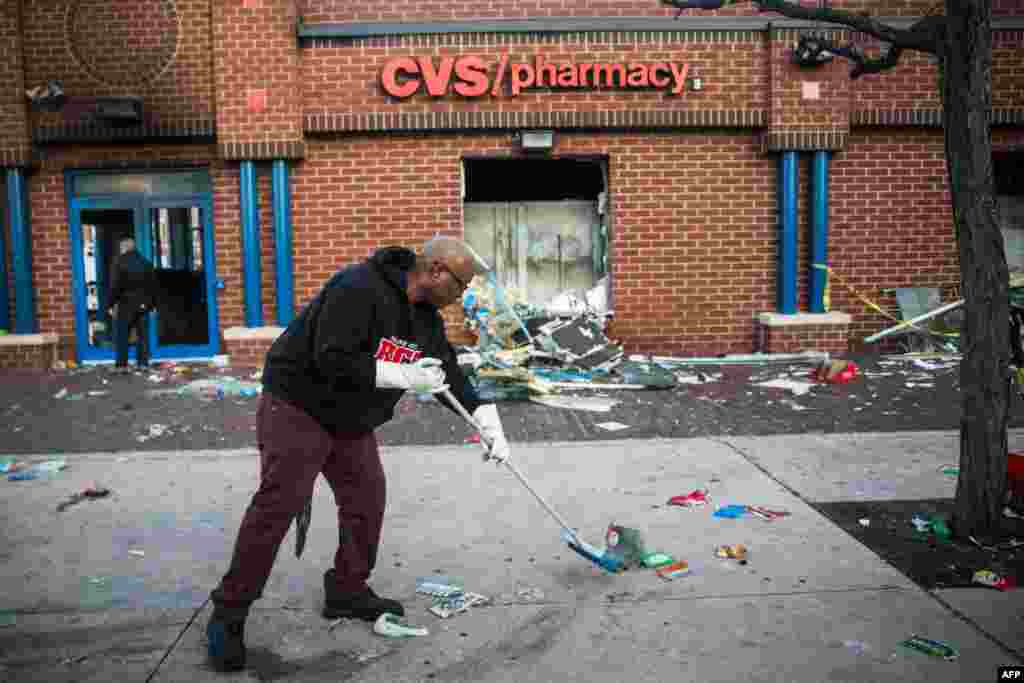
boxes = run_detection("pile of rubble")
[457,275,686,401]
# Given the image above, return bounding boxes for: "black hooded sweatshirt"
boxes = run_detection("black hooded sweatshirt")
[262,247,482,435]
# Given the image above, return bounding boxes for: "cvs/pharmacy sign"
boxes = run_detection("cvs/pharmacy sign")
[381,55,691,98]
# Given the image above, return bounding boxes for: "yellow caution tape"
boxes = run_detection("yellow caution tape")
[812,264,959,338]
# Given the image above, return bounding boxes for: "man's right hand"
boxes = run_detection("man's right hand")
[375,357,449,394]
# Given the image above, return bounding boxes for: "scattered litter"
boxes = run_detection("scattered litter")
[416,576,463,597]
[354,648,388,663]
[128,549,146,558]
[595,421,630,432]
[1006,506,1024,520]
[327,617,348,632]
[715,544,749,564]
[972,569,1017,591]
[640,552,675,569]
[940,465,959,476]
[605,524,647,569]
[0,610,15,627]
[812,359,859,384]
[137,424,170,442]
[898,634,959,661]
[778,399,808,411]
[7,458,67,482]
[667,489,710,508]
[373,612,429,638]
[62,654,89,665]
[655,560,691,580]
[754,378,814,395]
[87,390,108,397]
[429,592,490,619]
[0,457,16,473]
[57,483,111,512]
[859,518,871,527]
[514,587,546,603]
[713,504,748,519]
[843,640,871,656]
[529,395,620,412]
[54,388,68,399]
[674,372,722,384]
[747,506,791,521]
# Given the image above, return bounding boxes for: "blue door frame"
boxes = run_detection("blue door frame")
[68,186,220,363]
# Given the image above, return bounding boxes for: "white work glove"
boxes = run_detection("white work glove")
[375,357,449,394]
[472,403,510,465]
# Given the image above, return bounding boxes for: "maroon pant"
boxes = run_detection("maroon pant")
[211,392,385,609]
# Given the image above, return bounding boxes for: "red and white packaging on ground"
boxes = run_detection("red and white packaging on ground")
[973,569,1017,591]
[667,489,710,508]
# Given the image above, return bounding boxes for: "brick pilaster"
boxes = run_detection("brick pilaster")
[213,0,305,160]
[0,0,30,167]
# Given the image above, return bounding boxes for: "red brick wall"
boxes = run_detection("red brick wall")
[760,324,850,355]
[293,131,777,357]
[0,0,29,165]
[302,36,768,117]
[298,0,954,23]
[21,0,215,129]
[0,342,57,370]
[769,31,850,133]
[213,0,303,152]
[994,31,1024,109]
[829,129,959,346]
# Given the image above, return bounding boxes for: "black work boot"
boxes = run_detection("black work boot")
[206,606,247,672]
[322,569,404,621]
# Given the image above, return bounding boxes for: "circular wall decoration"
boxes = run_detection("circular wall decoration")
[65,0,180,89]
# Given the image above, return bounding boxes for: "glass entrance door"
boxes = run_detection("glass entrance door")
[147,200,218,358]
[72,203,145,357]
[68,170,219,363]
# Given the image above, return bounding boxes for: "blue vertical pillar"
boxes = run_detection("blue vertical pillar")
[0,175,8,333]
[271,160,295,326]
[777,152,798,314]
[239,161,262,327]
[7,169,36,333]
[809,151,830,313]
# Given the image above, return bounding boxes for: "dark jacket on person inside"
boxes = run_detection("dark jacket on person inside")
[261,246,482,435]
[109,249,159,314]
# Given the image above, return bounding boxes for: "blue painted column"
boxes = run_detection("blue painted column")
[7,169,36,333]
[809,151,830,313]
[239,161,263,327]
[271,160,295,326]
[777,152,798,314]
[0,175,8,333]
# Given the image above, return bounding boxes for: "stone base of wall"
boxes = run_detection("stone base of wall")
[0,333,60,369]
[222,326,284,368]
[756,312,852,355]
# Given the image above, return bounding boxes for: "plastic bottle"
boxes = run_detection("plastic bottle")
[899,635,959,661]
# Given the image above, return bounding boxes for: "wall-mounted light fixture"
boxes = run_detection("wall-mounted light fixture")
[690,77,704,91]
[518,129,555,151]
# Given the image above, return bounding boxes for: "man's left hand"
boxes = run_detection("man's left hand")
[471,403,510,464]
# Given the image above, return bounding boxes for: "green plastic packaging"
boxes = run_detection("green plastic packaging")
[899,635,959,661]
[640,552,675,568]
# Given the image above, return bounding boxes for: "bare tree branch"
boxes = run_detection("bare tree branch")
[660,0,944,54]
[796,35,906,78]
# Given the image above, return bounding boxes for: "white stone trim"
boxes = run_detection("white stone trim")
[223,326,286,341]
[0,332,60,346]
[757,312,851,327]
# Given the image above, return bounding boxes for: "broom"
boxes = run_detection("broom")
[440,388,622,574]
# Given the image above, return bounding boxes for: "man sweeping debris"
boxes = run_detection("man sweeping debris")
[206,237,510,672]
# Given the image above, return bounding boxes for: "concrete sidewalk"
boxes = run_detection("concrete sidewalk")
[0,433,1021,682]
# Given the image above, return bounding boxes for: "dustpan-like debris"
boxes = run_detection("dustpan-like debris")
[57,483,111,512]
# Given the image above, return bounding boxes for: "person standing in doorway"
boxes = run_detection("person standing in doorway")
[205,236,511,672]
[108,237,159,373]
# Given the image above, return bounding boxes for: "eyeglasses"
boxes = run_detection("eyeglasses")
[439,263,470,291]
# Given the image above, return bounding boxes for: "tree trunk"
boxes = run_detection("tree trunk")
[944,0,1009,539]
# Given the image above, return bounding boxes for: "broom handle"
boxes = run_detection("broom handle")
[440,389,578,540]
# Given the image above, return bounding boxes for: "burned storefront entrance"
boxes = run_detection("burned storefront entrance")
[462,157,609,316]
[67,170,221,363]
[460,156,624,371]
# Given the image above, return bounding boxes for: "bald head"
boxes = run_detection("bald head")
[420,236,490,277]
